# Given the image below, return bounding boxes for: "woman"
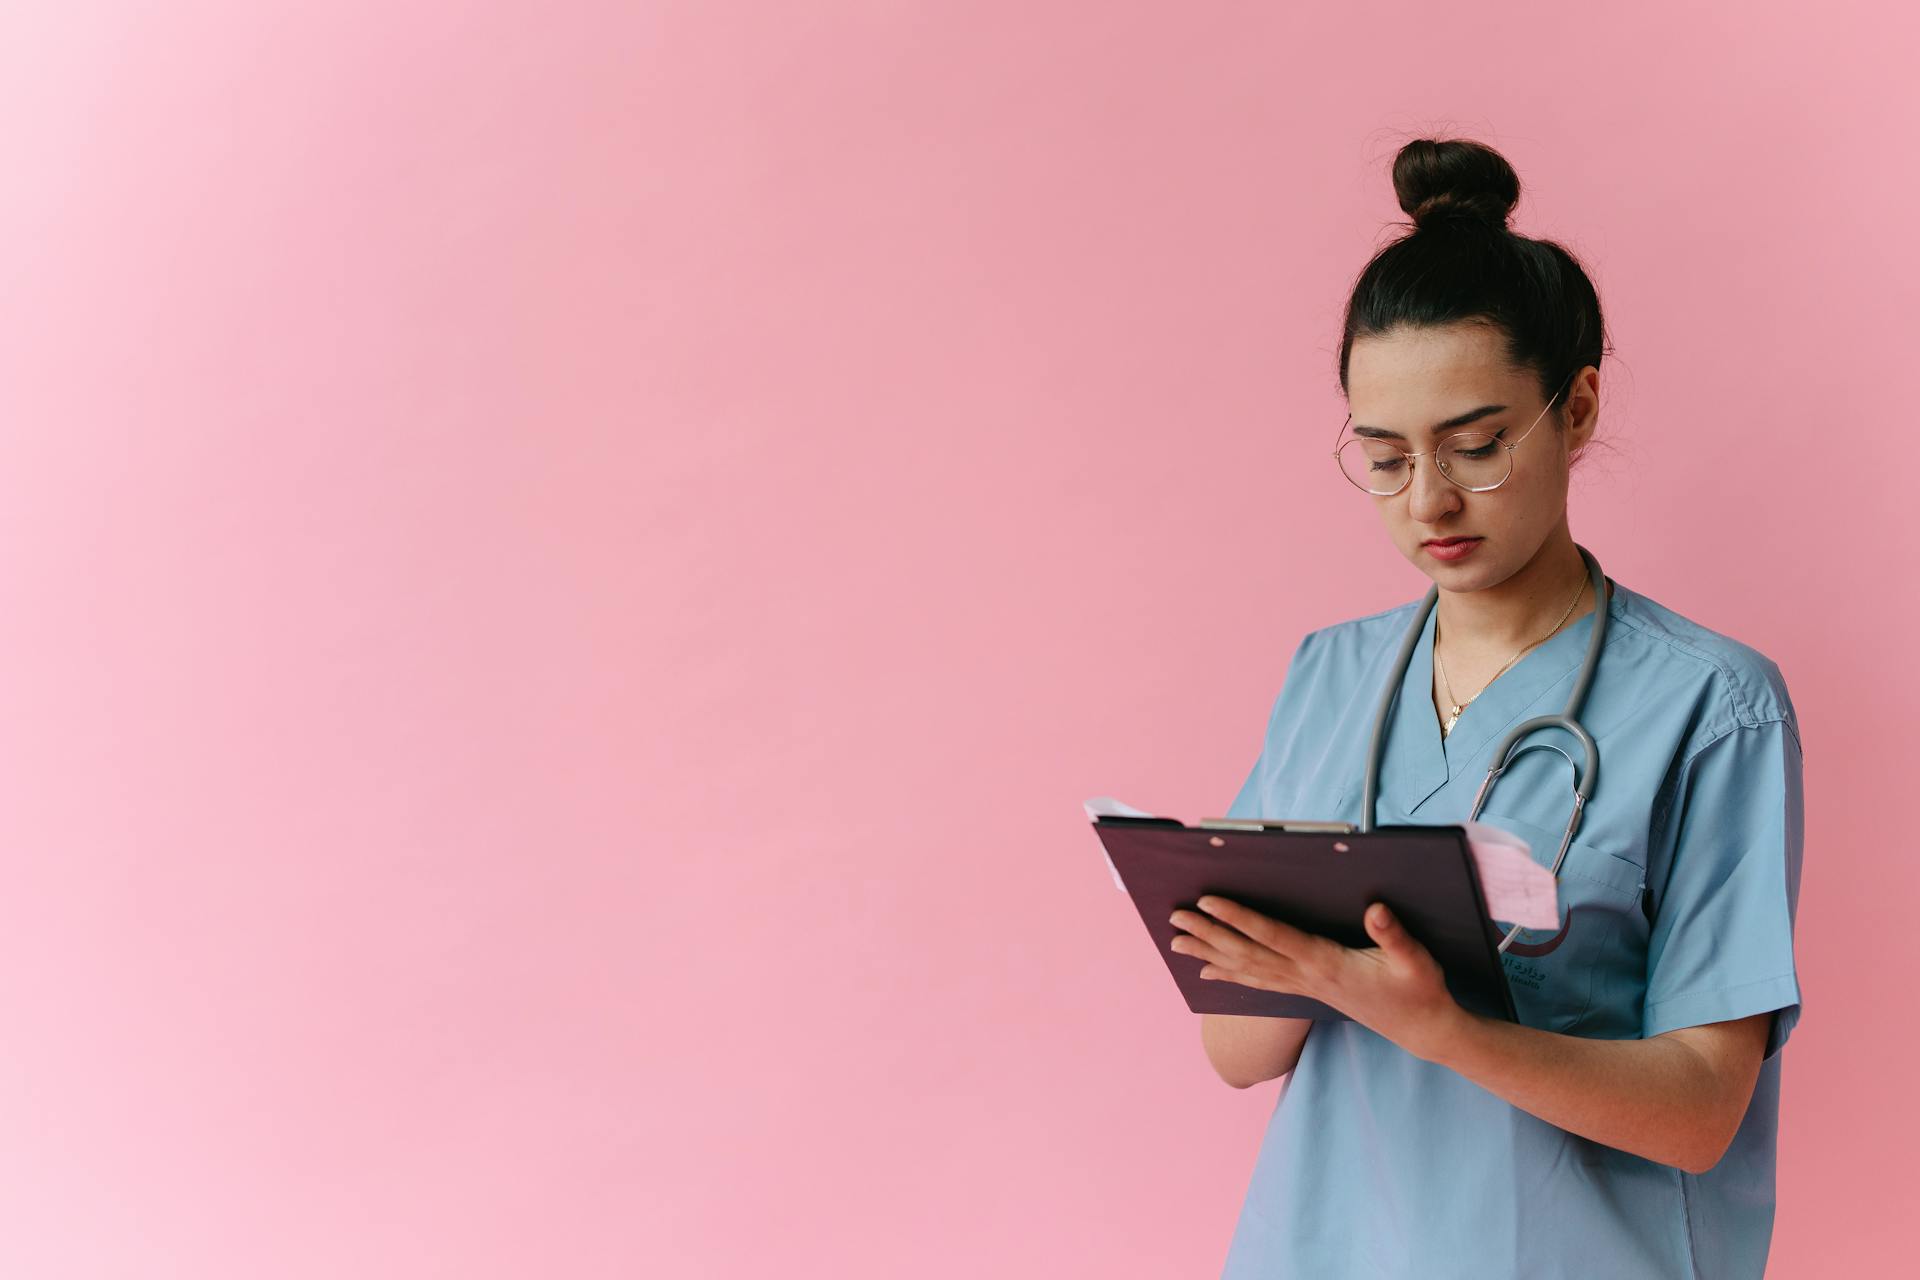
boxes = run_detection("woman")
[1170,139,1804,1279]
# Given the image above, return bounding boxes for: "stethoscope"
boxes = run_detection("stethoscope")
[1358,543,1610,954]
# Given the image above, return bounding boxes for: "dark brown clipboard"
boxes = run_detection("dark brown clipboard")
[1092,813,1518,1022]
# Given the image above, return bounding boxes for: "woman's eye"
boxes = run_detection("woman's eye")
[1452,444,1497,460]
[1368,457,1407,473]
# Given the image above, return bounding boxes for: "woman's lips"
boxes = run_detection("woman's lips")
[1423,537,1483,561]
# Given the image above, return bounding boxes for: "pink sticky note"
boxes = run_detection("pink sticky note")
[1462,820,1559,929]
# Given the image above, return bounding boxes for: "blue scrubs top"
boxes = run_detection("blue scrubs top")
[1219,577,1804,1280]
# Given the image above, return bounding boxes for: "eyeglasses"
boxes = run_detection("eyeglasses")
[1333,371,1576,496]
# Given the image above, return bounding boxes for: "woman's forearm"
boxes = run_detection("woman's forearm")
[1427,1010,1749,1173]
[1200,1013,1313,1088]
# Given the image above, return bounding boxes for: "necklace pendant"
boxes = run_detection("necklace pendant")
[1442,705,1462,737]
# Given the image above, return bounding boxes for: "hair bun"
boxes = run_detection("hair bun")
[1392,138,1520,231]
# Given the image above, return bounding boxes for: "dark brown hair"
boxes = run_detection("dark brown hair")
[1339,138,1609,418]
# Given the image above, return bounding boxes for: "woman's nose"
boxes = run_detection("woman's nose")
[1405,455,1463,523]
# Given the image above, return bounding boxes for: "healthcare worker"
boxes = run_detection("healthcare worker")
[1169,138,1804,1279]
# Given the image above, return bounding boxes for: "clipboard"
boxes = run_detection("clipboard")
[1091,812,1518,1023]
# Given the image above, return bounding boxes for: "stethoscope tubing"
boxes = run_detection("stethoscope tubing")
[1360,545,1611,954]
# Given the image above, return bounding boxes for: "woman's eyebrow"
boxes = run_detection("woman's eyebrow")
[1351,404,1507,440]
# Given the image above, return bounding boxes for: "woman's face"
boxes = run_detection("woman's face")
[1343,323,1592,592]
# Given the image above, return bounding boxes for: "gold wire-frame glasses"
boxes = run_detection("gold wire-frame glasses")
[1333,371,1576,496]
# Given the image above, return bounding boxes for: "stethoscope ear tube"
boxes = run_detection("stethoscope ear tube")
[1358,581,1436,835]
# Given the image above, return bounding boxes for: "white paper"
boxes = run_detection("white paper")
[1082,796,1157,889]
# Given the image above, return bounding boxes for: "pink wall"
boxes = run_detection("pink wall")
[0,2,1907,1275]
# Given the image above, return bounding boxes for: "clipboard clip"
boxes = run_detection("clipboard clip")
[1194,818,1357,834]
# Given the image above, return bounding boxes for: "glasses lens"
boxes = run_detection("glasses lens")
[1337,438,1410,494]
[1436,433,1510,491]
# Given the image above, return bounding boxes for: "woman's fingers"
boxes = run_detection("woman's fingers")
[1194,896,1331,967]
[1170,897,1326,987]
[1167,932,1234,970]
[1168,907,1260,967]
[1167,923,1258,984]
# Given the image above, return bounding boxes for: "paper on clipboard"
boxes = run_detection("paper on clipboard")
[1083,797,1558,928]
[1459,819,1559,929]
[1082,796,1154,889]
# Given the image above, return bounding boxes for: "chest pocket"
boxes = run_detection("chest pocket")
[1472,810,1649,1036]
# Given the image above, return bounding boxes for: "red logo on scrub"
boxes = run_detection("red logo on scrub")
[1503,904,1575,957]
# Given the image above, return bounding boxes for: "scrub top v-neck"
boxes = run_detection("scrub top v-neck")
[1218,578,1804,1280]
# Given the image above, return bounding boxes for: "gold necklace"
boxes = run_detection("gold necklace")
[1434,575,1588,739]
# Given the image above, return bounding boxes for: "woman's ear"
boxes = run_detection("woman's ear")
[1563,365,1601,456]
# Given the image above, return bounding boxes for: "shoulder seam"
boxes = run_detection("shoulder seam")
[1314,597,1421,636]
[1604,605,1781,731]
[1678,716,1803,774]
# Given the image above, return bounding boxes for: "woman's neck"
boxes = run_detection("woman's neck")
[1433,532,1600,656]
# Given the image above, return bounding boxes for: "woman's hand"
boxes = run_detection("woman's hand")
[1169,896,1467,1063]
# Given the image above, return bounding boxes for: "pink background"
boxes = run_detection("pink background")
[0,2,1909,1275]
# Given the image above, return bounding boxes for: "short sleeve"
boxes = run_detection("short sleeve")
[1224,631,1317,821]
[1642,718,1805,1059]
